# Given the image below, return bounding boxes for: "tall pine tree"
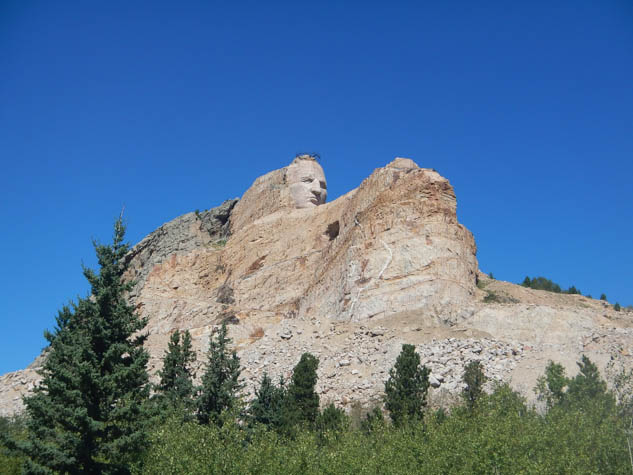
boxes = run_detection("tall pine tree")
[17,218,150,474]
[462,360,487,410]
[384,344,430,425]
[195,322,242,425]
[285,353,320,425]
[156,330,196,413]
[249,373,286,429]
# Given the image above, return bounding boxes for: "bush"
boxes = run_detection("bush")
[140,374,633,474]
[566,285,581,295]
[139,368,633,475]
[520,276,588,296]
[521,276,562,293]
[0,416,27,474]
[315,403,347,434]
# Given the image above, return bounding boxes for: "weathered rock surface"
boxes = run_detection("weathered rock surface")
[2,158,632,417]
[123,199,238,296]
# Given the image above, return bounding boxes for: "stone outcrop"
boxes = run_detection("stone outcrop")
[1,157,632,417]
[123,199,238,297]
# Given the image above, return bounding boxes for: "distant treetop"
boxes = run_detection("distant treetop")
[521,276,581,295]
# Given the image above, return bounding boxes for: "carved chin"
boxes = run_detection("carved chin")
[295,199,318,209]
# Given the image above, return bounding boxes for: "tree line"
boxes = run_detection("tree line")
[521,275,625,310]
[2,220,632,473]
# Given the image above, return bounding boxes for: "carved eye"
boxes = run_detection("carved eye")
[302,178,314,183]
[320,181,327,190]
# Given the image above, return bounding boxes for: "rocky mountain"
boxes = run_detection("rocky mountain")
[1,157,631,416]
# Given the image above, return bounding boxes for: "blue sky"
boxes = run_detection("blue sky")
[1,0,632,374]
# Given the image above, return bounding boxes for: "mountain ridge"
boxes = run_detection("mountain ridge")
[1,157,631,416]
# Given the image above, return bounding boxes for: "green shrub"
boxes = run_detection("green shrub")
[483,290,501,303]
[315,403,347,434]
[0,416,27,474]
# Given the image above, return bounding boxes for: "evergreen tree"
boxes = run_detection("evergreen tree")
[195,323,242,425]
[384,344,430,425]
[521,276,563,293]
[566,355,610,405]
[565,285,581,295]
[16,218,150,474]
[614,302,621,312]
[249,373,286,428]
[156,330,196,412]
[360,406,385,433]
[535,361,568,409]
[315,403,347,433]
[285,353,320,425]
[462,360,487,409]
[600,293,607,301]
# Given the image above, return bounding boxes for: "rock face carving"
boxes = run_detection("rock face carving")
[7,155,629,417]
[287,155,327,208]
[129,157,479,362]
[0,156,481,414]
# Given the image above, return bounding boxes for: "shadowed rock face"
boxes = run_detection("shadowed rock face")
[122,199,238,300]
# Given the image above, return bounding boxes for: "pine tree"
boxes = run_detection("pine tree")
[384,344,430,425]
[16,218,150,474]
[462,360,487,409]
[156,330,196,412]
[195,322,242,425]
[315,403,346,433]
[566,355,610,404]
[285,353,320,425]
[535,360,568,409]
[249,373,286,428]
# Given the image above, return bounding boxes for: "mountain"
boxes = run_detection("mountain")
[1,156,631,416]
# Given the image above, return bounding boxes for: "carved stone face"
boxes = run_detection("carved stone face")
[287,159,327,208]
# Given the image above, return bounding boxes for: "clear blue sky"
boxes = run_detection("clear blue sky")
[1,0,632,374]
